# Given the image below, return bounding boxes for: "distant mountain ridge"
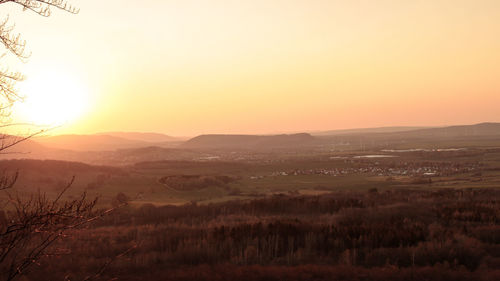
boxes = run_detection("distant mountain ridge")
[393,122,500,138]
[96,132,179,143]
[182,133,316,150]
[0,134,49,156]
[34,132,179,152]
[4,123,499,157]
[34,134,154,151]
[315,123,500,138]
[316,122,500,150]
[312,126,431,136]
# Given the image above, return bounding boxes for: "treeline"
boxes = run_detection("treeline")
[158,175,239,191]
[0,159,124,174]
[25,188,500,280]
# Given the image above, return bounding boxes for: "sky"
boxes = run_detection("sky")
[2,0,500,136]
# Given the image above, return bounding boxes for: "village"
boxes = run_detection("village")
[261,160,482,179]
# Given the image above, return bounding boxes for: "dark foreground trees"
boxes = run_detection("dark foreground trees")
[23,188,500,281]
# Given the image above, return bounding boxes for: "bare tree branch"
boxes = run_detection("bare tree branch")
[0,181,101,281]
[0,2,102,281]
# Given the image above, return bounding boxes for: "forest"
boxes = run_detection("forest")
[14,187,499,280]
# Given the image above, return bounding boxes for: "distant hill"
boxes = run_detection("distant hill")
[0,134,207,165]
[3,123,499,161]
[34,134,153,151]
[0,134,55,158]
[313,126,430,136]
[391,122,500,138]
[0,143,208,166]
[96,132,179,143]
[318,122,500,150]
[182,133,317,150]
[316,123,500,139]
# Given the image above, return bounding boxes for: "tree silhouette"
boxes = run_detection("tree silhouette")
[0,2,100,280]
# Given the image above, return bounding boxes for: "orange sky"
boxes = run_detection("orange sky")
[4,0,500,136]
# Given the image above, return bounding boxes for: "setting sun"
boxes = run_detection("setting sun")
[15,70,90,126]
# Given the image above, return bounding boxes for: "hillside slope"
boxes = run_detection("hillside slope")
[182,133,317,150]
[34,134,152,151]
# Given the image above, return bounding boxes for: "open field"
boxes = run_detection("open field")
[1,140,499,208]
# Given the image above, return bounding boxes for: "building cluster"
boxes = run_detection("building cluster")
[262,161,481,179]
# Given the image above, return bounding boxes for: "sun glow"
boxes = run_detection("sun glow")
[15,70,90,126]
